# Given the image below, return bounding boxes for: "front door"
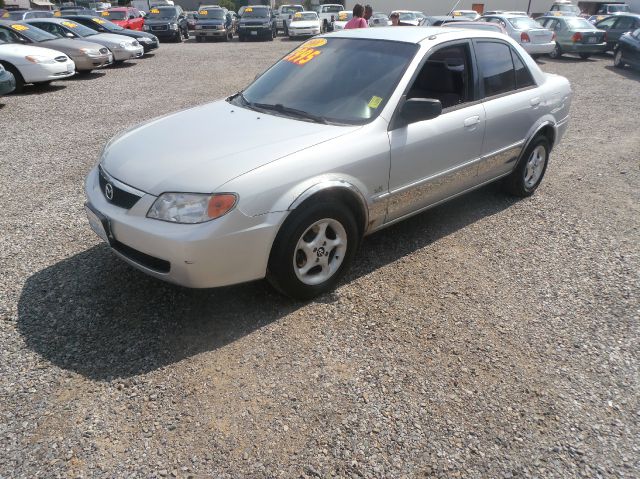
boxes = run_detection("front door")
[387,41,485,221]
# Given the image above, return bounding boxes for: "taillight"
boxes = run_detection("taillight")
[572,32,583,42]
[521,31,531,43]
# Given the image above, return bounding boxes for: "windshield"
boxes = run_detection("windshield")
[59,20,99,36]
[282,6,303,14]
[608,4,629,12]
[449,22,502,32]
[89,17,123,30]
[508,16,543,29]
[237,38,418,125]
[556,5,581,13]
[397,12,417,21]
[321,5,342,13]
[293,12,318,21]
[457,11,478,19]
[7,23,57,41]
[147,7,178,19]
[198,9,224,19]
[565,17,595,28]
[2,11,25,20]
[242,7,269,18]
[100,10,127,20]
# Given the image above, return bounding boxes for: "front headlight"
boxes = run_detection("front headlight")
[25,55,55,64]
[143,25,150,30]
[138,37,151,42]
[170,23,178,30]
[217,24,224,29]
[79,47,100,56]
[263,22,271,27]
[131,40,140,47]
[147,193,238,224]
[118,41,127,48]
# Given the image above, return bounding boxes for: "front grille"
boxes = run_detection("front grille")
[203,25,218,29]
[112,240,171,273]
[54,56,67,63]
[99,47,108,54]
[245,21,265,26]
[152,25,168,30]
[98,166,142,209]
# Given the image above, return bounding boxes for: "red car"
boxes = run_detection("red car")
[100,7,144,31]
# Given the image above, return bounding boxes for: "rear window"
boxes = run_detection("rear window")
[293,13,318,21]
[242,7,270,18]
[198,9,225,19]
[565,17,595,29]
[147,7,178,19]
[321,5,342,13]
[508,16,543,29]
[281,6,303,14]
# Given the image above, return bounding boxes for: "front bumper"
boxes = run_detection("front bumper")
[84,165,286,288]
[72,52,113,71]
[20,59,76,83]
[195,28,228,37]
[238,26,272,38]
[560,41,607,54]
[523,41,556,55]
[138,39,159,52]
[0,70,15,95]
[111,45,144,61]
[146,26,181,40]
[288,29,320,37]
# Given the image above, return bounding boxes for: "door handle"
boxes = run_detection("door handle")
[530,97,541,107]
[463,116,480,127]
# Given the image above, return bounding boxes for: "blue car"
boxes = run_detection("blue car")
[0,63,15,96]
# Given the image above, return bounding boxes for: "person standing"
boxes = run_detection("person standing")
[344,4,368,29]
[364,4,373,23]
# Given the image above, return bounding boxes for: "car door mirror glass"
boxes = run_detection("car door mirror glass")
[400,98,442,124]
[65,32,74,38]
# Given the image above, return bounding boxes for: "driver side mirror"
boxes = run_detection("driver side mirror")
[400,98,442,125]
[65,32,75,38]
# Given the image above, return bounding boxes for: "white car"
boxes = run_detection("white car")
[331,11,352,31]
[316,3,343,31]
[452,10,481,21]
[0,41,74,92]
[288,11,321,38]
[480,14,556,55]
[389,11,423,26]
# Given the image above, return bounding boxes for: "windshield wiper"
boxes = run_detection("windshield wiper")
[252,103,328,124]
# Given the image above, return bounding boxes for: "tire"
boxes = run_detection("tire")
[239,34,245,42]
[503,136,550,197]
[183,28,189,40]
[283,24,288,36]
[579,53,591,60]
[1,63,24,94]
[548,42,562,59]
[176,31,183,43]
[76,69,93,75]
[195,35,202,42]
[267,201,359,300]
[613,48,625,68]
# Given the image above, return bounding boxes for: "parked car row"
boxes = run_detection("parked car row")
[0,15,159,95]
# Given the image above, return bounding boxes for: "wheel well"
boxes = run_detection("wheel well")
[292,188,367,237]
[538,124,556,150]
[0,60,23,82]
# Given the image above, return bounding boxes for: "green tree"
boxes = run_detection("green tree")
[217,0,236,10]
[0,0,5,8]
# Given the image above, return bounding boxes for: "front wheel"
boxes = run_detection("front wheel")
[267,202,359,299]
[503,137,550,197]
[613,49,625,68]
[2,63,24,93]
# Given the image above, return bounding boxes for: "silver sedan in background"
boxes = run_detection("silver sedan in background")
[85,28,571,299]
[25,18,143,62]
[480,14,556,56]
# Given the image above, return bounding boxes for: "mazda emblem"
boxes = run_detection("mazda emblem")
[105,183,114,200]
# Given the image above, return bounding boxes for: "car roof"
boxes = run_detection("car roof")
[23,18,68,23]
[328,25,506,44]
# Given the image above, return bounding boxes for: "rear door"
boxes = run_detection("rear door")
[474,40,539,182]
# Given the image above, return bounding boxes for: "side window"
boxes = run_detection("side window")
[597,17,617,29]
[511,49,535,89]
[476,41,515,97]
[615,17,635,30]
[406,43,473,109]
[0,27,21,42]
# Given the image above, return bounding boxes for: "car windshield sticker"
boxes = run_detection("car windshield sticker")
[294,12,302,18]
[245,7,253,12]
[368,96,383,109]
[101,11,110,16]
[62,21,78,28]
[150,8,160,14]
[92,18,106,24]
[199,10,207,15]
[302,38,327,48]
[453,11,462,16]
[11,24,29,31]
[284,46,321,66]
[2,12,10,17]
[338,12,348,21]
[54,11,61,16]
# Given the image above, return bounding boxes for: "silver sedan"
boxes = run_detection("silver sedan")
[25,18,143,61]
[85,27,572,299]
[479,14,556,55]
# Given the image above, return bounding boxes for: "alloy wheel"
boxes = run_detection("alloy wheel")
[293,218,347,285]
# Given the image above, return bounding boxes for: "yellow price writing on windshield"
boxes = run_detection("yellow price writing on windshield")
[150,8,160,13]
[62,21,77,28]
[2,12,10,17]
[368,96,383,109]
[284,47,321,66]
[199,10,208,15]
[294,12,302,18]
[92,18,106,24]
[245,7,253,12]
[11,24,29,31]
[54,11,62,16]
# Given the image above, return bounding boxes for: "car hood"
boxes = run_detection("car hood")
[38,37,107,53]
[102,100,360,195]
[83,32,137,44]
[0,42,67,58]
[290,20,319,27]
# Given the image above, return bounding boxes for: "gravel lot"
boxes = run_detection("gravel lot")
[0,36,638,478]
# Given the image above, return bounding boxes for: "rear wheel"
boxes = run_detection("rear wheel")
[503,136,550,197]
[267,201,359,299]
[579,52,591,60]
[613,48,626,68]
[548,42,562,59]
[2,63,24,93]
